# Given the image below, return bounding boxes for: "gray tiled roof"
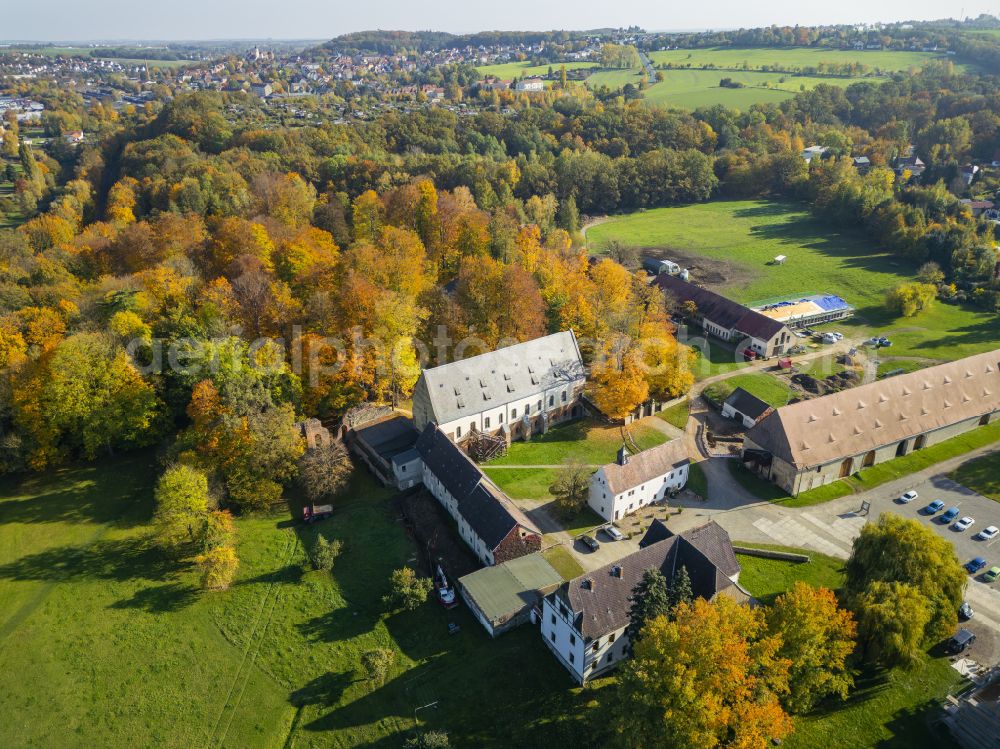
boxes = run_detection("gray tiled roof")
[724,387,773,421]
[417,331,585,425]
[558,521,740,639]
[416,424,540,550]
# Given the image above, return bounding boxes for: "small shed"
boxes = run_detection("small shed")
[777,357,793,370]
[721,387,774,429]
[459,553,562,637]
[773,254,787,265]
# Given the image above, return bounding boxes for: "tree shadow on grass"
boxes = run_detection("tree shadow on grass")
[110,581,201,613]
[805,667,893,717]
[732,202,802,219]
[876,697,956,749]
[0,536,175,584]
[0,453,157,527]
[289,671,356,709]
[904,317,1000,354]
[298,611,606,747]
[296,605,381,644]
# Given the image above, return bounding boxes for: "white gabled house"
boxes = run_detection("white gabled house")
[587,439,690,523]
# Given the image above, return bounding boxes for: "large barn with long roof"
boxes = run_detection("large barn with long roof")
[742,349,1000,495]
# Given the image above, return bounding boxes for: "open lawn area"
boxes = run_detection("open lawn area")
[485,417,668,467]
[642,69,867,110]
[586,200,999,365]
[647,46,950,73]
[703,372,795,408]
[950,450,1000,502]
[542,544,584,580]
[734,543,845,604]
[0,453,602,748]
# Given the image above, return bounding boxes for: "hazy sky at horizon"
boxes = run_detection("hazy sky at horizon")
[5,1,995,42]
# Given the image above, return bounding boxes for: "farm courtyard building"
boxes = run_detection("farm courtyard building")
[657,275,794,358]
[411,331,587,443]
[588,440,690,522]
[742,349,1000,495]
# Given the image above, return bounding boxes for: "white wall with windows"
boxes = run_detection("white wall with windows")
[587,463,689,523]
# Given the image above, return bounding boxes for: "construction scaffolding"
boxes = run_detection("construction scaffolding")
[467,430,508,463]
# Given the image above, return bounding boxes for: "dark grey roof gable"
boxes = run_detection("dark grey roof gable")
[725,387,773,421]
[559,521,740,639]
[416,424,539,550]
[657,275,786,341]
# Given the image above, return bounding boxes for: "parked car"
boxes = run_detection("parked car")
[924,499,946,514]
[954,516,976,532]
[966,556,988,574]
[832,331,844,340]
[603,525,625,542]
[959,602,974,620]
[946,628,977,654]
[985,566,1000,583]
[899,490,918,503]
[878,337,892,347]
[866,337,881,346]
[977,525,999,541]
[941,506,961,523]
[821,333,838,344]
[579,534,600,552]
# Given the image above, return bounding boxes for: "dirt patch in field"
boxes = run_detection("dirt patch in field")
[641,246,757,289]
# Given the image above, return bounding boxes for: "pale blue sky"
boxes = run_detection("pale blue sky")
[4,0,992,42]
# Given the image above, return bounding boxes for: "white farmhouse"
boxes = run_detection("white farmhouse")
[587,440,689,523]
[411,331,587,444]
[515,77,545,91]
[540,521,744,684]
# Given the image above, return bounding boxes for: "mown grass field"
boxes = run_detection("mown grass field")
[0,453,602,748]
[643,69,867,110]
[647,46,949,73]
[587,200,999,364]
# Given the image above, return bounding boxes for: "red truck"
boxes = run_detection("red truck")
[302,504,333,523]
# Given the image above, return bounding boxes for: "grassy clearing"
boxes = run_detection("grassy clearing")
[703,372,795,408]
[542,544,585,580]
[587,200,998,364]
[485,418,667,467]
[876,357,930,378]
[643,69,865,110]
[691,338,752,380]
[0,454,606,748]
[786,656,962,749]
[647,46,948,73]
[483,466,560,500]
[949,451,1000,502]
[657,399,690,429]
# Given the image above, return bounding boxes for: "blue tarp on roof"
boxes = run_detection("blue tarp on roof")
[811,294,851,312]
